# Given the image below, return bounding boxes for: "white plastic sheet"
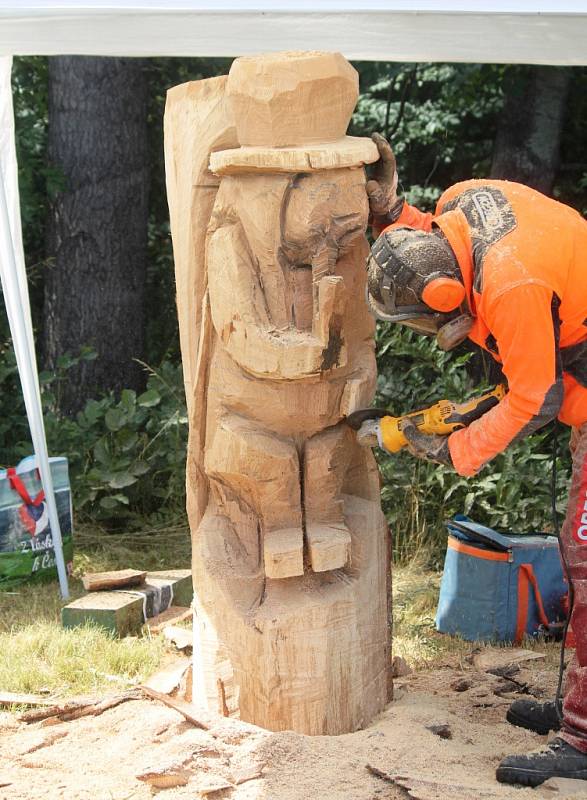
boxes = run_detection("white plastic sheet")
[0,2,586,64]
[0,56,69,598]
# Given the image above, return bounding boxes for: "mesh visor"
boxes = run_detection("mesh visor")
[401,316,443,336]
[366,267,446,335]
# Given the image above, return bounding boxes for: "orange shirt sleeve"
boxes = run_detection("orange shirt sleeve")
[375,182,475,237]
[394,202,434,232]
[448,282,563,477]
[375,201,435,237]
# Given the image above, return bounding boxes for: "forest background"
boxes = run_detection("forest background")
[2,57,586,566]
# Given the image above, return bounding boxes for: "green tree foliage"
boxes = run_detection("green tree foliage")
[352,62,504,207]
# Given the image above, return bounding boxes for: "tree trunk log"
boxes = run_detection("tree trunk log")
[45,56,149,413]
[166,53,392,736]
[491,66,570,195]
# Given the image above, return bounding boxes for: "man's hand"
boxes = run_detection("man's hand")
[366,133,402,220]
[402,421,453,468]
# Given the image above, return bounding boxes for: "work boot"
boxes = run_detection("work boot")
[496,737,587,787]
[506,698,561,735]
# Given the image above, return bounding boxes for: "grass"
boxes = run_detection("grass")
[392,560,470,668]
[392,558,562,671]
[0,521,192,698]
[0,623,165,696]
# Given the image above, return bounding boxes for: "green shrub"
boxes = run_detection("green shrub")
[0,345,187,527]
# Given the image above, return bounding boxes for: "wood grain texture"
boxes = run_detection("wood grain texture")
[209,136,378,175]
[82,569,146,591]
[165,51,392,735]
[146,605,192,634]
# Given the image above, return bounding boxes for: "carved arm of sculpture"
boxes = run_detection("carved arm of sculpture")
[207,221,348,380]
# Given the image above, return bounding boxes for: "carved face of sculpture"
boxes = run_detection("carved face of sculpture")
[280,168,368,271]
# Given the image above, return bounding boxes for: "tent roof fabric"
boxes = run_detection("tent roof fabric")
[0,2,586,64]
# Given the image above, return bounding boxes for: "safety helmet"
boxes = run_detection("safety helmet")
[366,226,473,350]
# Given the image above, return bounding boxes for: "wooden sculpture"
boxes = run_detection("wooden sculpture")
[165,51,392,736]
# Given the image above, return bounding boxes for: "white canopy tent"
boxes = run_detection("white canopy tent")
[1,1,586,599]
[1,2,587,64]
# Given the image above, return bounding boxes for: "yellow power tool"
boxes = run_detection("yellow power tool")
[345,385,506,452]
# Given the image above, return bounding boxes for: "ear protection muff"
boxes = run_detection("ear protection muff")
[421,276,466,313]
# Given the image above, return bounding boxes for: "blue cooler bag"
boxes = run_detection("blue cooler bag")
[436,516,567,643]
[0,456,73,587]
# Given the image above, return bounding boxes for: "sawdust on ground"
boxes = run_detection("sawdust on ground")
[0,654,582,800]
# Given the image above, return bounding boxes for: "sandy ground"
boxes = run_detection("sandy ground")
[0,653,584,800]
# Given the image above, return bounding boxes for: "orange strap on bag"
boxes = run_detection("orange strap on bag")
[447,536,510,562]
[515,563,551,644]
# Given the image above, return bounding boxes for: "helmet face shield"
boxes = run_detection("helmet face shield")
[366,250,449,334]
[401,317,443,336]
[365,228,473,348]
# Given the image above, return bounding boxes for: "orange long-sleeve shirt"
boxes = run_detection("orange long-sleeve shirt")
[383,180,587,477]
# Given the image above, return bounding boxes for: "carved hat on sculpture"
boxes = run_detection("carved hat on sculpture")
[209,51,379,176]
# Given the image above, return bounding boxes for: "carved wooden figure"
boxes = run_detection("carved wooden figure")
[165,51,392,735]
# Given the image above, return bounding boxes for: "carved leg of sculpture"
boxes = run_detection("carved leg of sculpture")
[304,424,353,572]
[205,411,304,578]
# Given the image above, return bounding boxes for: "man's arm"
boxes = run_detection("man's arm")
[448,282,563,477]
[380,202,434,234]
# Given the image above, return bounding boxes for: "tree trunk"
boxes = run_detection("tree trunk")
[491,66,570,194]
[45,57,149,413]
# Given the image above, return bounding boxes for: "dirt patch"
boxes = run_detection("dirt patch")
[0,655,568,800]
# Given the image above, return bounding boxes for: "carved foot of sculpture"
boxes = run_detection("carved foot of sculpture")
[264,528,304,578]
[305,522,351,572]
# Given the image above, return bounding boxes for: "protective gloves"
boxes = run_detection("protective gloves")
[366,132,404,223]
[401,421,453,468]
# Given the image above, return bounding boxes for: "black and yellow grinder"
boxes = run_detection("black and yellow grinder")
[345,385,506,452]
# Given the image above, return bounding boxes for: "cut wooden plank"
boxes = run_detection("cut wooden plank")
[19,690,141,724]
[82,568,146,591]
[146,605,192,634]
[163,625,193,652]
[62,569,193,635]
[147,569,193,607]
[0,691,58,708]
[143,657,191,695]
[61,591,145,637]
[473,648,546,672]
[140,686,211,731]
[263,529,304,579]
